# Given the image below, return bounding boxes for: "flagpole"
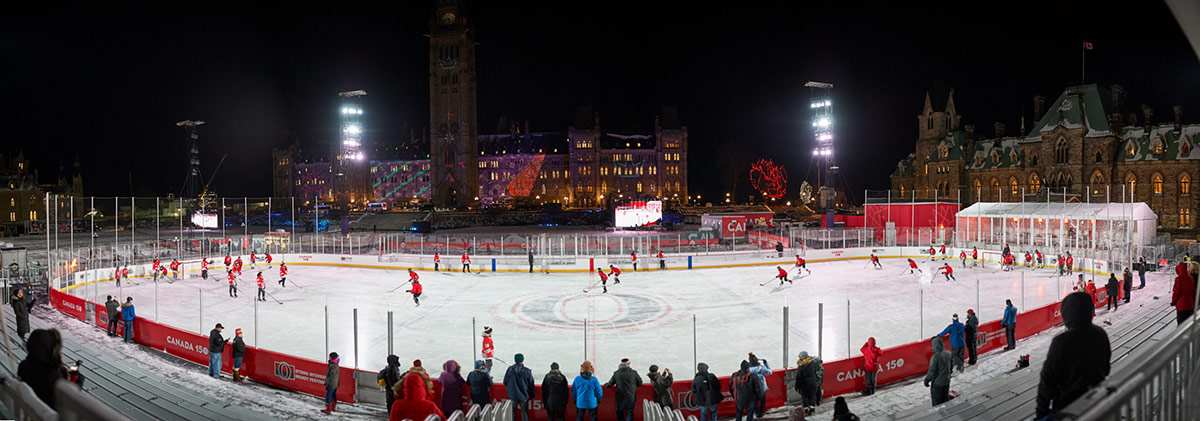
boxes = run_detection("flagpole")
[1081,41,1086,84]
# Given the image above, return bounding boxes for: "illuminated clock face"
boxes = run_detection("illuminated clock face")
[441,12,456,25]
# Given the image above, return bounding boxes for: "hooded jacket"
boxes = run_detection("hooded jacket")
[924,337,951,387]
[1105,275,1119,297]
[690,363,722,407]
[1171,262,1197,312]
[325,358,340,390]
[11,293,28,334]
[397,366,433,399]
[730,361,762,404]
[105,298,120,320]
[18,329,69,408]
[438,360,467,416]
[647,370,674,407]
[861,338,882,372]
[390,370,447,421]
[231,336,246,359]
[466,361,493,404]
[503,362,535,402]
[603,363,644,403]
[794,352,820,396]
[936,319,966,348]
[1036,292,1111,418]
[572,371,603,409]
[541,369,570,412]
[121,301,136,321]
[378,355,403,398]
[965,313,979,338]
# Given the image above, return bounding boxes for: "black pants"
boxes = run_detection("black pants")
[279,277,286,287]
[258,287,265,301]
[965,329,978,364]
[107,318,119,336]
[385,392,395,412]
[229,285,237,297]
[735,400,755,421]
[434,262,439,271]
[529,263,533,273]
[463,264,470,272]
[1005,324,1016,349]
[864,371,877,394]
[633,263,637,271]
[545,409,565,421]
[1124,288,1131,303]
[1107,295,1119,310]
[931,384,950,406]
[660,260,665,269]
[413,292,421,305]
[575,408,597,421]
[202,269,208,280]
[951,346,964,371]
[1178,310,1194,325]
[756,396,766,416]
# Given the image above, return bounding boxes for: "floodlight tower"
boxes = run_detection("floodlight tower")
[805,81,835,209]
[336,90,367,214]
[176,120,205,198]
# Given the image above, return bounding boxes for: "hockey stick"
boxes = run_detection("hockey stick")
[263,289,284,305]
[389,280,414,293]
[759,276,782,286]
[283,278,303,289]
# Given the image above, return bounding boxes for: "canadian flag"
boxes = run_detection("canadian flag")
[1083,41,1094,50]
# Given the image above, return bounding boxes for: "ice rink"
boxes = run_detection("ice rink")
[69,256,1080,378]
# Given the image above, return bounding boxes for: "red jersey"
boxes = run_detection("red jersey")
[909,260,919,269]
[152,259,161,270]
[1025,253,1032,262]
[1066,256,1074,266]
[631,253,637,262]
[929,247,935,255]
[481,336,494,358]
[265,254,272,263]
[871,255,879,262]
[1005,254,1015,264]
[121,268,129,277]
[408,282,422,294]
[409,271,419,282]
[280,265,288,277]
[461,254,470,264]
[778,268,788,277]
[256,275,264,288]
[940,245,946,253]
[114,269,121,279]
[235,258,243,268]
[1036,252,1043,260]
[943,265,953,274]
[434,253,440,263]
[228,272,236,284]
[796,257,806,265]
[224,256,232,266]
[657,252,664,259]
[959,251,966,259]
[972,250,978,259]
[201,260,208,270]
[610,267,621,276]
[170,261,179,271]
[598,271,608,281]
[251,253,257,262]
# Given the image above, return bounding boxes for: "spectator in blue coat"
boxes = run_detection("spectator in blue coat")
[120,297,136,343]
[573,361,603,421]
[1003,299,1019,350]
[466,360,493,407]
[747,353,771,417]
[503,353,535,421]
[935,314,966,373]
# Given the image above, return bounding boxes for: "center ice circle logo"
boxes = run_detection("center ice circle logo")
[496,292,689,332]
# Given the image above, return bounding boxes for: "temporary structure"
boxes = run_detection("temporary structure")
[955,202,1157,249]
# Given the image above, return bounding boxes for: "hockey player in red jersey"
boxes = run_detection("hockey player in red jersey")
[461,253,471,273]
[408,268,419,284]
[1065,253,1074,274]
[1024,252,1033,269]
[907,258,922,274]
[608,265,622,284]
[928,246,937,260]
[1003,253,1015,271]
[278,263,288,287]
[870,253,882,269]
[794,255,812,275]
[940,263,957,281]
[1035,250,1044,268]
[227,271,238,297]
[234,257,244,275]
[658,251,665,270]
[776,266,791,285]
[265,253,273,268]
[256,272,266,302]
[169,259,180,280]
[406,279,422,307]
[971,247,979,267]
[631,251,638,271]
[250,251,258,268]
[959,251,967,268]
[224,254,232,268]
[939,244,948,259]
[434,252,441,272]
[201,258,210,280]
[596,268,609,293]
[481,327,495,370]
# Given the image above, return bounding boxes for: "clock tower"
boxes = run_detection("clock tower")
[429,0,478,207]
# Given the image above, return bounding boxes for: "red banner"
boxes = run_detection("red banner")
[50,289,88,321]
[243,345,357,403]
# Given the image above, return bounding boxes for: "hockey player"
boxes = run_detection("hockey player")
[481,327,495,370]
[201,258,210,280]
[870,253,882,269]
[596,268,609,293]
[658,251,665,270]
[152,258,161,275]
[227,271,238,298]
[113,267,122,287]
[971,247,979,267]
[940,263,957,282]
[1065,253,1074,275]
[278,263,288,287]
[794,255,812,275]
[1056,254,1066,275]
[121,265,129,284]
[776,266,791,285]
[907,258,922,274]
[608,265,621,284]
[256,272,266,302]
[405,279,422,307]
[1035,250,1044,268]
[224,254,232,269]
[1024,252,1033,269]
[434,252,440,272]
[959,251,967,268]
[407,268,419,285]
[939,244,948,259]
[461,252,471,273]
[1003,253,1015,271]
[1002,244,1011,259]
[169,259,181,280]
[928,246,937,261]
[250,251,258,268]
[631,251,638,271]
[265,253,273,268]
[234,256,244,275]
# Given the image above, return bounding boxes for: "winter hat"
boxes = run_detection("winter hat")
[696,362,708,372]
[953,313,958,321]
[329,352,339,360]
[413,359,422,367]
[967,309,975,315]
[621,358,630,363]
[215,323,224,330]
[580,361,594,373]
[475,360,485,369]
[235,328,242,336]
[551,362,559,370]
[483,326,492,335]
[514,353,524,364]
[649,364,659,373]
[798,351,809,360]
[740,360,750,371]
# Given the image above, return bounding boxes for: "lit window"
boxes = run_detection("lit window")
[1127,142,1136,157]
[1153,139,1164,155]
[1153,174,1163,195]
[1029,173,1041,194]
[8,212,13,222]
[974,179,981,196]
[1126,174,1137,195]
[1180,209,1192,228]
[1010,178,1019,195]
[1182,174,1191,195]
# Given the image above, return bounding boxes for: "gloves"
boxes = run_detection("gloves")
[924,380,930,387]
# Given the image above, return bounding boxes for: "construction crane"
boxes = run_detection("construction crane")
[176,120,206,198]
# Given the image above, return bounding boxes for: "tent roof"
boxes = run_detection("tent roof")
[956,201,1156,221]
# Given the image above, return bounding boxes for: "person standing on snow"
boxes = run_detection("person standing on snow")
[924,336,952,406]
[604,358,643,421]
[1105,273,1120,311]
[1122,268,1133,304]
[232,328,247,382]
[1170,262,1197,325]
[965,310,979,365]
[573,361,604,421]
[438,360,467,416]
[466,360,493,407]
[860,337,882,395]
[647,365,674,410]
[541,362,570,421]
[207,324,227,379]
[503,353,535,421]
[748,353,771,416]
[1003,300,1018,350]
[935,314,966,372]
[730,360,762,421]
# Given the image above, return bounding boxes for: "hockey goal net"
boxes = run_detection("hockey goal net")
[981,251,1007,268]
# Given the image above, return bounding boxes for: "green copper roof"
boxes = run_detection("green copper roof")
[1025,85,1113,141]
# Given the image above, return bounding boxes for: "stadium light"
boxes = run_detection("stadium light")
[346,125,361,134]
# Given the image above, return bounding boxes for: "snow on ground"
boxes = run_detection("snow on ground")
[69,257,1085,380]
[38,307,386,420]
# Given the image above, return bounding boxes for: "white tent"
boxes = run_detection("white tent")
[955,202,1157,249]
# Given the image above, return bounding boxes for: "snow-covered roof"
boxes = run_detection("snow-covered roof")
[1025,85,1114,141]
[956,201,1156,221]
[1116,124,1200,162]
[967,137,1023,169]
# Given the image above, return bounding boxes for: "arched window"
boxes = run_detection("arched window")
[1010,177,1020,195]
[1183,139,1193,157]
[1056,137,1069,164]
[1182,173,1191,195]
[991,178,1000,196]
[1126,141,1137,157]
[1153,173,1163,195]
[1153,139,1164,155]
[899,185,905,197]
[1125,173,1137,195]
[974,179,982,197]
[1094,150,1102,164]
[1031,155,1039,166]
[1029,173,1041,194]
[1091,171,1105,195]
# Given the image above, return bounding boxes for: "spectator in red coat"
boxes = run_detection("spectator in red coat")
[1171,262,1197,325]
[860,337,883,396]
[390,370,447,421]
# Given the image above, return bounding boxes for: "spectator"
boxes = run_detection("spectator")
[603,358,643,421]
[231,328,246,383]
[860,337,882,396]
[466,360,493,407]
[17,328,69,408]
[794,352,820,415]
[691,362,722,421]
[832,396,860,421]
[1002,299,1018,350]
[935,314,966,373]
[439,360,467,416]
[528,249,535,273]
[1135,256,1147,289]
[398,360,434,399]
[923,337,952,406]
[747,353,770,416]
[647,365,674,410]
[965,310,979,366]
[1105,273,1120,311]
[503,353,535,421]
[105,295,120,337]
[1171,262,1197,325]
[11,288,29,342]
[1123,268,1134,304]
[573,361,603,421]
[121,297,136,343]
[389,368,447,421]
[207,323,226,380]
[377,355,403,412]
[541,362,569,421]
[321,352,340,414]
[730,360,762,421]
[1035,292,1111,420]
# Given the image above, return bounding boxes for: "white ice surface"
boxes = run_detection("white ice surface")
[67,258,1088,380]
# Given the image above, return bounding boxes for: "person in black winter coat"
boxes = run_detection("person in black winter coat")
[730,360,762,421]
[207,324,227,379]
[647,365,674,409]
[1105,273,1120,311]
[466,360,493,407]
[231,329,247,382]
[18,329,70,408]
[1122,268,1133,303]
[924,337,952,406]
[832,396,860,421]
[11,288,30,342]
[794,351,821,414]
[105,295,120,337]
[1035,292,1111,420]
[378,355,402,411]
[690,363,722,421]
[541,362,569,421]
[603,359,644,421]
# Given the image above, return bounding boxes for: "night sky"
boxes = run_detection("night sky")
[4,2,1198,203]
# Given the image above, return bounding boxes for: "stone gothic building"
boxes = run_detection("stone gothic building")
[892,84,1199,235]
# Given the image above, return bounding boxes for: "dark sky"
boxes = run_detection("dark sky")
[4,2,1198,202]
